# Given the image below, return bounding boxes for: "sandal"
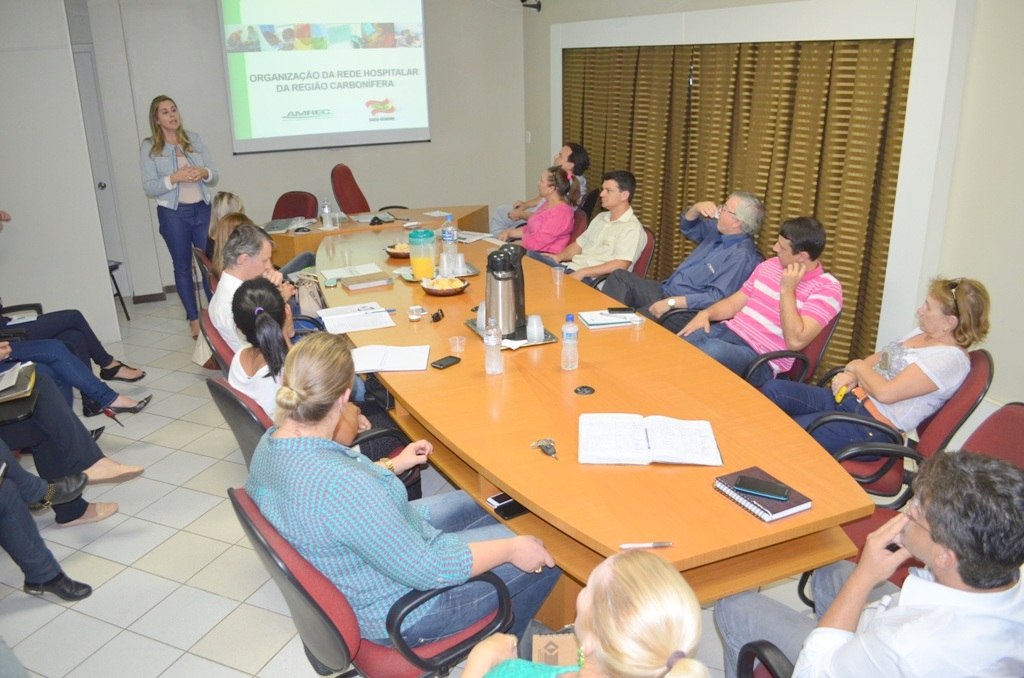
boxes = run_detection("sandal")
[99,361,146,383]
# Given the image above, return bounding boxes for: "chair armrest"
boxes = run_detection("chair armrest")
[657,308,687,326]
[816,366,845,387]
[738,640,794,678]
[352,427,408,449]
[386,571,514,673]
[587,274,609,288]
[0,328,29,342]
[1,303,44,315]
[805,412,903,445]
[353,428,419,487]
[378,204,409,211]
[743,351,809,383]
[292,314,325,337]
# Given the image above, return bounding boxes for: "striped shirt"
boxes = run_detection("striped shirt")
[725,258,843,374]
[246,431,473,640]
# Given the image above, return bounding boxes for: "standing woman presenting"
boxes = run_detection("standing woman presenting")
[140,95,218,338]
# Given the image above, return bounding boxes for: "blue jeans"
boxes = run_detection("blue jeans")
[0,372,101,523]
[7,338,118,408]
[158,202,212,320]
[2,309,114,370]
[0,442,47,504]
[683,323,773,386]
[759,380,892,455]
[0,440,62,584]
[395,491,561,645]
[714,560,899,678]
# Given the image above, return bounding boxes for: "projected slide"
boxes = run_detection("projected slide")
[219,1,429,153]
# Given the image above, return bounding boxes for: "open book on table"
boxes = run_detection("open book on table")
[577,413,723,466]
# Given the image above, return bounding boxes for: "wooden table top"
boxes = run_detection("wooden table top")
[270,204,489,268]
[316,229,874,603]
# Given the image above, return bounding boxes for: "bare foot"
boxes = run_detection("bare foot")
[59,502,119,527]
[85,457,144,484]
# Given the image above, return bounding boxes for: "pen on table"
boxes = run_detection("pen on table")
[618,541,672,550]
[834,385,849,403]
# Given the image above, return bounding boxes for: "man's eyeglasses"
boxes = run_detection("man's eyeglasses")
[906,497,931,533]
[430,308,445,323]
[946,278,962,317]
[718,204,739,219]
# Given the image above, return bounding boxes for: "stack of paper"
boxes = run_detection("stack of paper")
[577,310,638,328]
[317,303,396,334]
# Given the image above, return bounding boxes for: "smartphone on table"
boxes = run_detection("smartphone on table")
[734,475,791,501]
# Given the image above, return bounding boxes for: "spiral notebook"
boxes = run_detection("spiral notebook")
[714,466,811,522]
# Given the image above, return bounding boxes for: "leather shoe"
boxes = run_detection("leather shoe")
[108,394,152,415]
[24,573,92,601]
[28,473,88,510]
[82,395,152,418]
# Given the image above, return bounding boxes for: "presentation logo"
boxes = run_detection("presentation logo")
[366,98,396,115]
[282,109,333,120]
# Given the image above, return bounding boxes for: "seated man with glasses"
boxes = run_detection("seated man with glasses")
[601,192,764,332]
[714,451,1024,677]
[678,216,842,387]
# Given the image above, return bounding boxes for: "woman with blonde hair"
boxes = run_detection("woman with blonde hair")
[139,95,218,337]
[464,549,708,677]
[206,191,245,256]
[246,333,560,648]
[760,276,990,453]
[210,210,314,276]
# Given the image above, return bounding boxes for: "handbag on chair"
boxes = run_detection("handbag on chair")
[293,272,326,317]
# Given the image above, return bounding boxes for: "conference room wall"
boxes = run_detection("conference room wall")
[84,0,528,299]
[522,0,1021,409]
[0,0,122,341]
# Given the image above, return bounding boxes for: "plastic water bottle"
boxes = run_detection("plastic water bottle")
[561,313,579,371]
[441,215,458,257]
[484,319,504,375]
[321,198,331,225]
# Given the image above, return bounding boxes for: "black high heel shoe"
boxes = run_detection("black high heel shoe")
[82,395,152,427]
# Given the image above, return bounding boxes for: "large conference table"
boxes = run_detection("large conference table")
[316,226,874,625]
[270,204,488,268]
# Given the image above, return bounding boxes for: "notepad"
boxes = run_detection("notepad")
[320,263,383,281]
[577,413,722,466]
[351,345,430,373]
[577,310,638,328]
[0,362,36,404]
[714,467,812,522]
[317,303,396,334]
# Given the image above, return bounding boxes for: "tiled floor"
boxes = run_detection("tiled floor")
[1,295,813,677]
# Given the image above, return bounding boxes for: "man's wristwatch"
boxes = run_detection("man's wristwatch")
[666,297,677,308]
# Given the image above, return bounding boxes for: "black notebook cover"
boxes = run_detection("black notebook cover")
[714,466,812,522]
